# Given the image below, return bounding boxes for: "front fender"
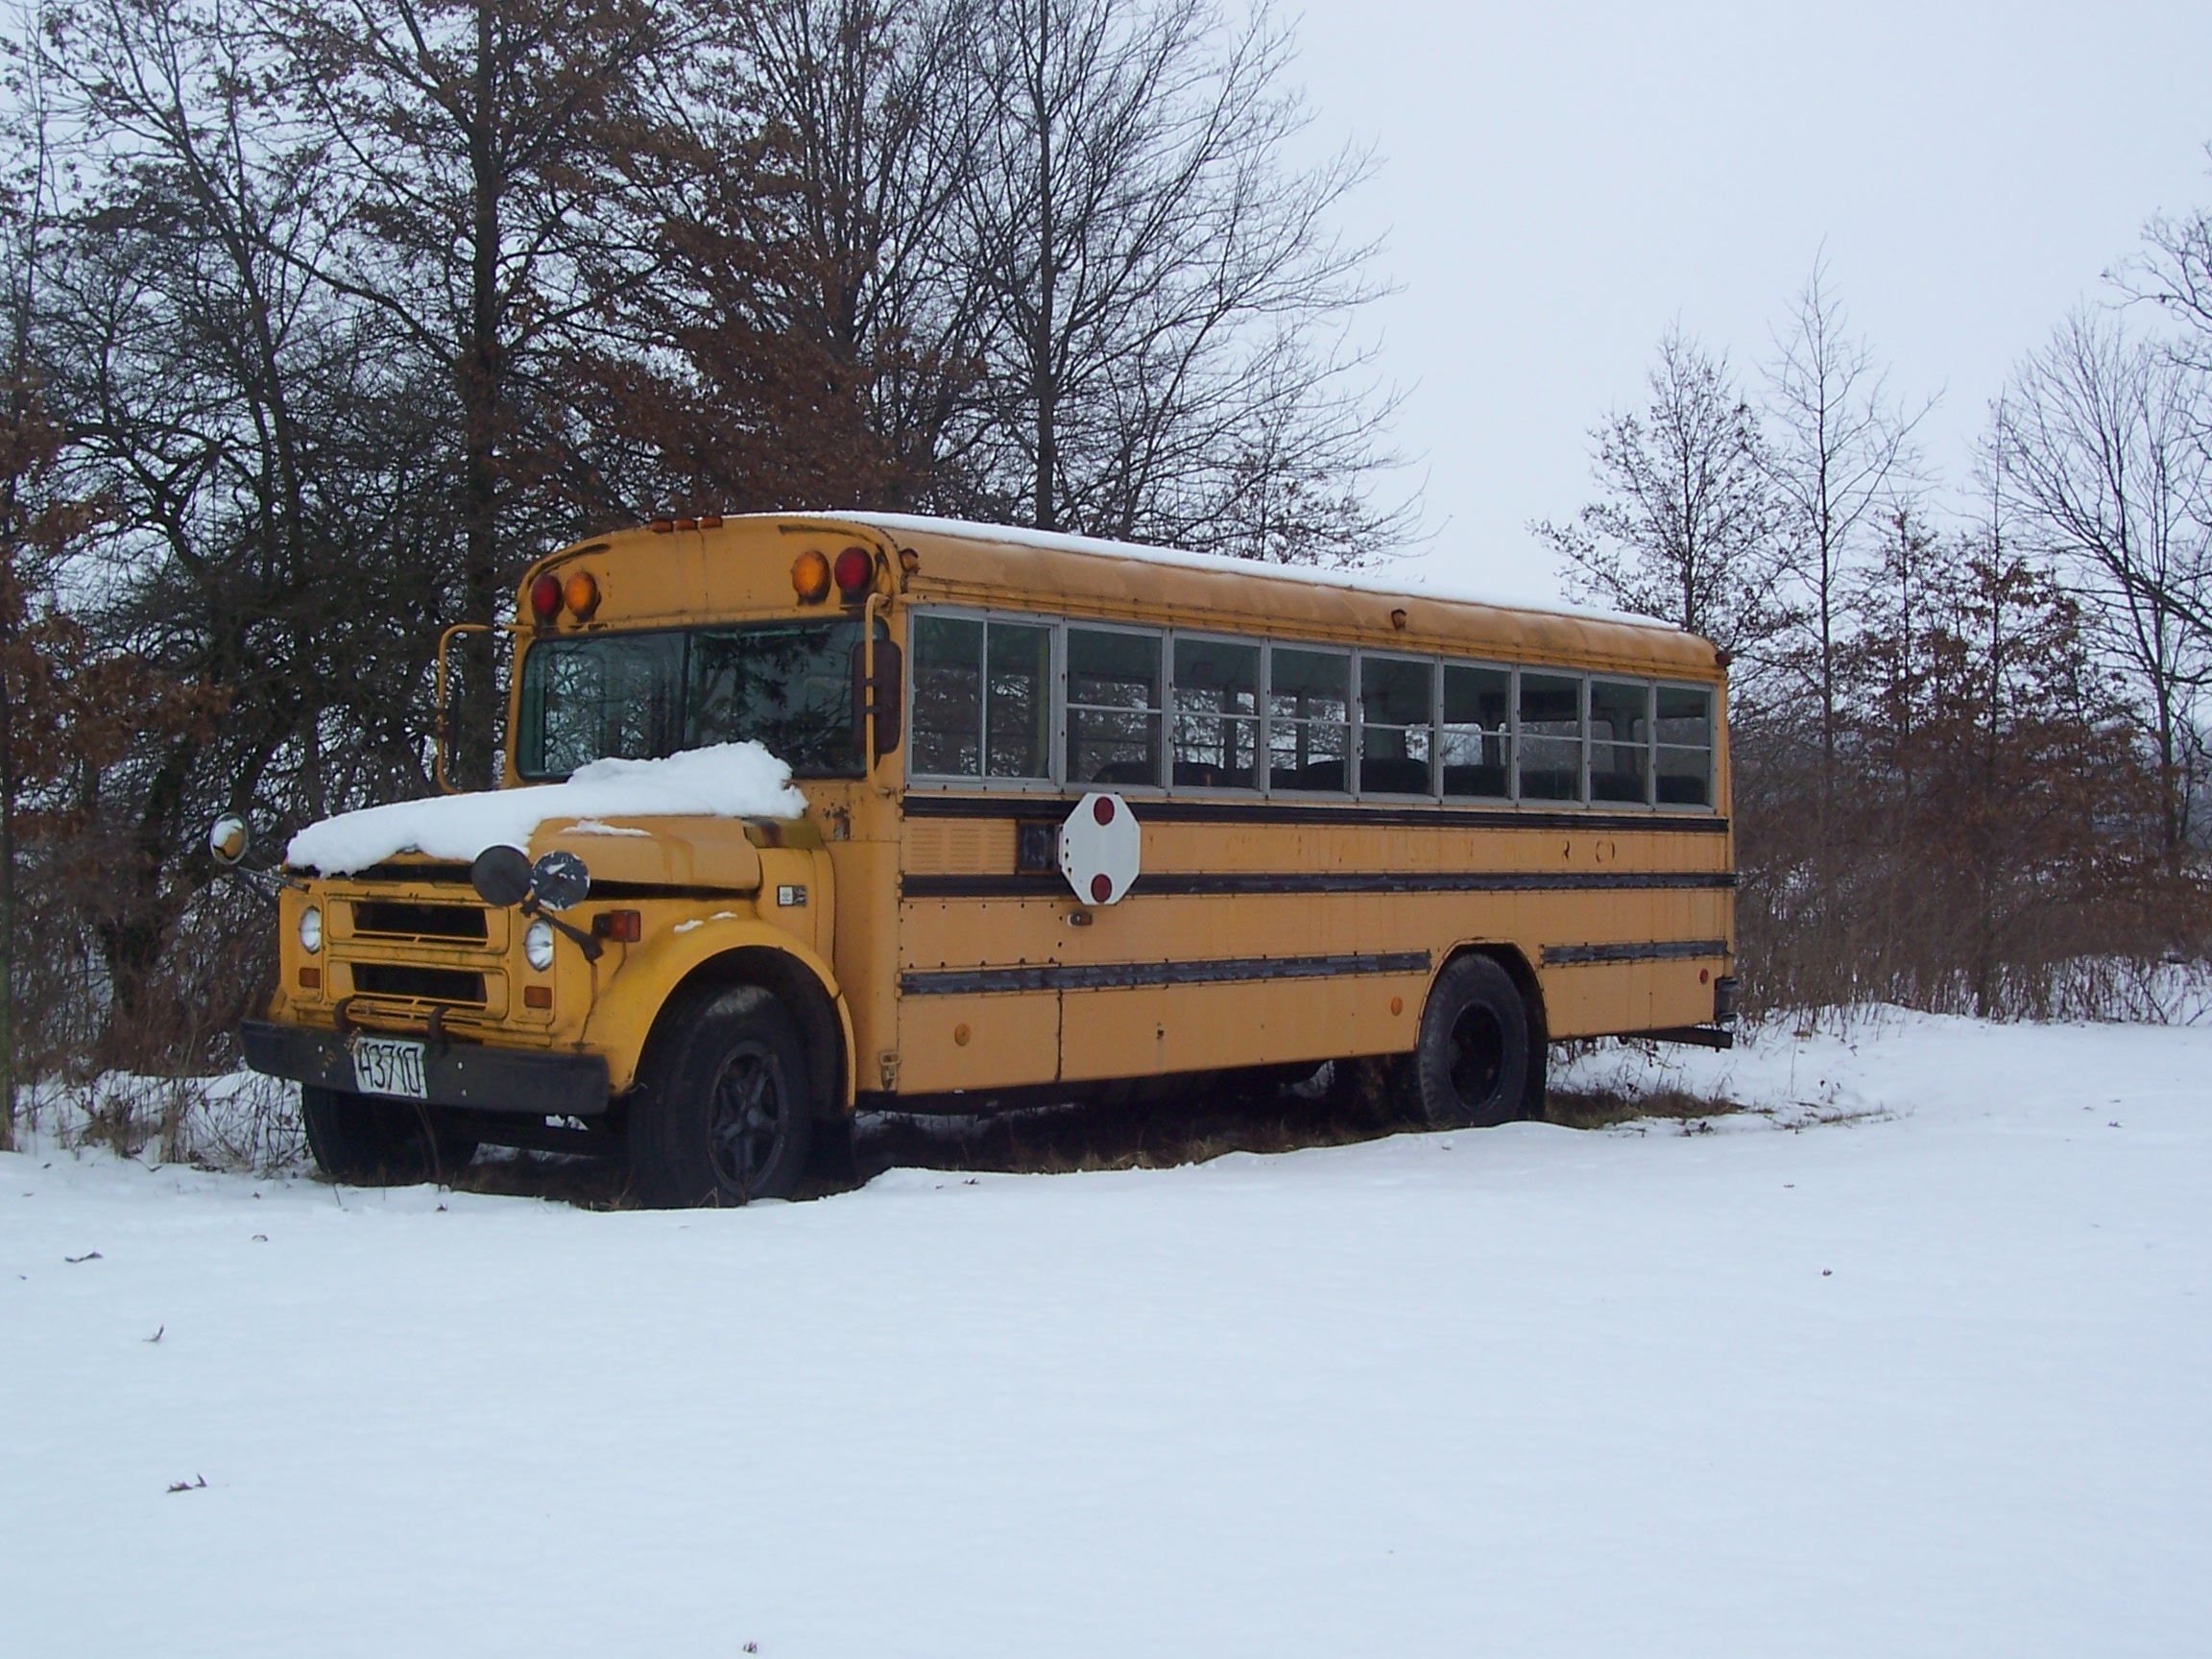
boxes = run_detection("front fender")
[584,916,856,1104]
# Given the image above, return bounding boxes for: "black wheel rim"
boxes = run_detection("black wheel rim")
[1447,1002,1505,1114]
[707,1042,788,1198]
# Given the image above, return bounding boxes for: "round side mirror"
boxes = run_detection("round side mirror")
[469,844,535,907]
[208,815,251,867]
[530,850,591,911]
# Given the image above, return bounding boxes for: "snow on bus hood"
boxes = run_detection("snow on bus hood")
[283,743,807,876]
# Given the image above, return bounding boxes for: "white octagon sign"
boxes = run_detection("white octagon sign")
[1060,791,1141,905]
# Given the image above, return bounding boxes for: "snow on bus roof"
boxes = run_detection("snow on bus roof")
[815,511,1692,636]
[284,742,805,875]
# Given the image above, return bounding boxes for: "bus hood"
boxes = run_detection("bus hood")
[284,742,805,876]
[528,814,764,893]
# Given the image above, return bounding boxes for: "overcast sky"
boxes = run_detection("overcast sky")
[1282,0,2212,603]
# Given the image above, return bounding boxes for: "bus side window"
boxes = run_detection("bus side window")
[1068,627,1164,786]
[1358,654,1434,795]
[1589,678,1651,805]
[1518,671,1584,802]
[1171,637,1261,788]
[985,622,1051,779]
[1441,663,1511,799]
[1268,647,1350,792]
[1655,684,1714,806]
[911,614,983,777]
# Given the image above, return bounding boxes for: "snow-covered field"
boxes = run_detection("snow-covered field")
[5,1012,2208,1657]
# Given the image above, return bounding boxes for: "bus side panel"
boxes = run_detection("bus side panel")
[1056,972,1429,1081]
[899,991,1062,1094]
[827,830,903,1093]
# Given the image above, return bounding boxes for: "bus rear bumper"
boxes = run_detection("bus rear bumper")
[240,1019,612,1118]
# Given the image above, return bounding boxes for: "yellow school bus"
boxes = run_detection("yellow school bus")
[239,513,1735,1203]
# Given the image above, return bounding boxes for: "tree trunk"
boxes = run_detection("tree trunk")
[1029,0,1058,533]
[458,0,504,790]
[0,617,16,1150]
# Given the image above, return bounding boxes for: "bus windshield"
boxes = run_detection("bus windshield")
[516,619,862,781]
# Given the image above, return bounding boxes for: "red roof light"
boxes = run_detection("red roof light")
[832,545,873,600]
[528,574,563,622]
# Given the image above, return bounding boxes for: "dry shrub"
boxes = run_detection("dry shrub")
[25,1070,303,1174]
[1733,552,2212,1022]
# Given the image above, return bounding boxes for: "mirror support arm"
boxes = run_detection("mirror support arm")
[519,894,604,963]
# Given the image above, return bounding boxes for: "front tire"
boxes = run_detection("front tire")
[629,984,814,1207]
[301,1085,478,1184]
[1403,954,1533,1129]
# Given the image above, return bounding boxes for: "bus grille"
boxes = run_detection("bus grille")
[349,901,489,942]
[349,964,487,1005]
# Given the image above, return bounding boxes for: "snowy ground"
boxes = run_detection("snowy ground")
[5,1011,2208,1657]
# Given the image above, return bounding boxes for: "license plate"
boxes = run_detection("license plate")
[350,1036,428,1100]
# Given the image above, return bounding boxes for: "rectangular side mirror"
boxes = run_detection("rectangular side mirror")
[853,637,903,758]
[871,638,902,756]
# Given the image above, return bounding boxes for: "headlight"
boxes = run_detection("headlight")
[298,905,322,954]
[523,918,555,972]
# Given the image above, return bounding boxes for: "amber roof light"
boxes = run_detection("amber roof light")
[564,571,600,620]
[792,549,831,604]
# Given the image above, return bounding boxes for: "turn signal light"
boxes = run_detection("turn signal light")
[529,573,563,622]
[297,966,321,991]
[523,984,552,1009]
[591,909,642,942]
[833,545,873,600]
[564,571,599,620]
[792,549,831,603]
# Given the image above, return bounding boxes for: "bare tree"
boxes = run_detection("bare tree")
[27,0,463,1049]
[1763,257,1927,809]
[732,0,991,497]
[955,0,1402,563]
[270,0,687,784]
[2003,308,2212,859]
[1532,325,1777,651]
[2118,164,2212,385]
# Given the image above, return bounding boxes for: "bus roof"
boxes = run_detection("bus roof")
[792,512,1725,680]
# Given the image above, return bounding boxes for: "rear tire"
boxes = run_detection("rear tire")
[1404,954,1533,1129]
[301,1085,478,1184]
[629,984,814,1207]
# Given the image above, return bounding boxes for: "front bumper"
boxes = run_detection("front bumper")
[241,1019,611,1118]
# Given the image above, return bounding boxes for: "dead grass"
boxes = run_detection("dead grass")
[1541,1084,1746,1132]
[448,1148,636,1209]
[854,1073,1404,1181]
[305,1061,1750,1207]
